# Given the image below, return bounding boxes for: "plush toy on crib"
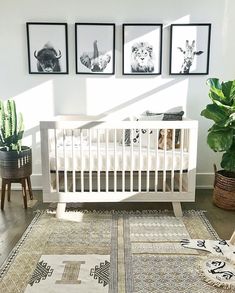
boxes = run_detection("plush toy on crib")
[158,129,173,150]
[158,129,181,150]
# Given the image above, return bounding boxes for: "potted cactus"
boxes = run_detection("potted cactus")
[0,99,32,179]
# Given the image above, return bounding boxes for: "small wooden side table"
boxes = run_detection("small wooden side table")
[1,176,33,210]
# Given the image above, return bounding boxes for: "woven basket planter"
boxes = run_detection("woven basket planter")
[213,165,235,210]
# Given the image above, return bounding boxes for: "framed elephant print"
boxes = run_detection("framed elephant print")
[26,22,69,74]
[122,23,163,75]
[75,23,115,75]
[169,23,211,75]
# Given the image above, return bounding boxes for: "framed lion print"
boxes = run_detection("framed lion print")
[122,23,162,75]
[75,23,115,75]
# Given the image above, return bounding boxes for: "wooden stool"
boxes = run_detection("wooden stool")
[1,176,33,210]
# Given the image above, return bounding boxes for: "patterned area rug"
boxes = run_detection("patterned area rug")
[0,210,232,292]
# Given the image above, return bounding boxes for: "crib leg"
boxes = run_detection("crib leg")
[172,202,183,217]
[229,230,235,245]
[56,203,66,218]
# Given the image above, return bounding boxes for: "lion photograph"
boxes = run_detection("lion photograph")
[130,42,154,73]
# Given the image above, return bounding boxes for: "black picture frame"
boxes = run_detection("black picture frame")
[169,23,211,75]
[26,22,68,74]
[75,23,115,75]
[122,23,163,75]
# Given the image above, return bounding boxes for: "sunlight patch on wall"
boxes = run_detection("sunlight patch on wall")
[164,15,190,27]
[13,80,54,145]
[86,76,188,120]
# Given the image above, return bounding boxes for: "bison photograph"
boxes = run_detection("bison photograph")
[26,22,68,74]
[34,43,62,73]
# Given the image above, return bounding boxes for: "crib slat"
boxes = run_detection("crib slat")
[72,130,75,192]
[80,129,84,192]
[122,129,125,192]
[89,129,92,192]
[130,128,133,192]
[155,129,159,192]
[106,129,109,192]
[54,129,59,193]
[63,129,67,193]
[40,128,51,198]
[179,129,184,192]
[114,129,117,192]
[163,128,167,193]
[138,129,141,192]
[97,129,100,192]
[171,129,176,192]
[147,130,150,192]
[187,126,198,193]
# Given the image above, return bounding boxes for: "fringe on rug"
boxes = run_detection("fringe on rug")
[199,256,235,290]
[47,206,206,215]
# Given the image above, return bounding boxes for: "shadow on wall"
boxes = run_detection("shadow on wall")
[8,74,188,180]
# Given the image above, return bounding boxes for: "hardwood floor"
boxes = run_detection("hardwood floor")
[0,188,234,268]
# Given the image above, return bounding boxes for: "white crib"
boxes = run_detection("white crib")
[40,115,198,217]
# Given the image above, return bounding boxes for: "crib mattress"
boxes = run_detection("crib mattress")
[50,143,189,172]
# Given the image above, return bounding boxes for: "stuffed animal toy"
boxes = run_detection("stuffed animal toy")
[158,129,173,150]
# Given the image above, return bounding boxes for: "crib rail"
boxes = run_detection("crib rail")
[40,117,198,215]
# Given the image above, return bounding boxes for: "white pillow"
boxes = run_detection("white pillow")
[132,113,163,147]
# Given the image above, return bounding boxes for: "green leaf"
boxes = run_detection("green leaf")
[208,124,227,132]
[207,78,221,89]
[222,80,235,101]
[207,78,226,102]
[223,113,235,127]
[221,151,235,172]
[201,104,229,123]
[207,79,235,107]
[207,129,233,152]
[209,89,235,109]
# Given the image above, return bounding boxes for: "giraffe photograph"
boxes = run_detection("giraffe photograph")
[122,23,163,75]
[75,23,115,75]
[169,23,211,75]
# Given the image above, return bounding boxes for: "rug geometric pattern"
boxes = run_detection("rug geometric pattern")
[24,255,110,293]
[0,210,231,293]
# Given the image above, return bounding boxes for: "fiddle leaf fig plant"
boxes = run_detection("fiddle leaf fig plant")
[201,78,235,172]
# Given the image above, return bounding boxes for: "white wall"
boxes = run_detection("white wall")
[0,0,235,188]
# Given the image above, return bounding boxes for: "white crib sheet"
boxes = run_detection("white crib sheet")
[50,143,189,171]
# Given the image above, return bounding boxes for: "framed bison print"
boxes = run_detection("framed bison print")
[75,23,115,75]
[169,23,211,75]
[26,22,68,74]
[122,23,162,75]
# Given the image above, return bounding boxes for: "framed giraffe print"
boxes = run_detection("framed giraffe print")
[122,23,163,75]
[75,23,115,75]
[169,23,211,75]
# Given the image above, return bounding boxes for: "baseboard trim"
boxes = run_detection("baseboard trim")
[0,173,215,190]
[0,174,42,190]
[196,173,214,189]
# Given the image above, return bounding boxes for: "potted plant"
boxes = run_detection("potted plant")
[0,99,32,180]
[201,77,235,210]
